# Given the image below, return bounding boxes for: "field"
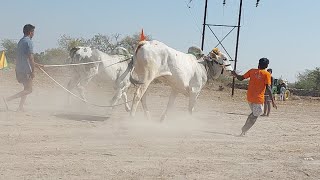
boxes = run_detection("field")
[0,68,319,179]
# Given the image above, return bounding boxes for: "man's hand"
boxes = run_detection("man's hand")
[231,71,244,81]
[231,71,237,77]
[34,62,44,68]
[30,72,35,79]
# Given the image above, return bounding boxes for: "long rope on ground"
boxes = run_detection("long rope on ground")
[38,67,132,108]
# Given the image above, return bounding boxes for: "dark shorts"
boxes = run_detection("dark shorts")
[16,70,32,84]
[264,94,272,102]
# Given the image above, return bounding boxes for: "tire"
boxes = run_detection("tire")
[284,90,290,101]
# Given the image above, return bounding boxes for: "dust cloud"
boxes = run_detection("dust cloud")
[1,68,320,179]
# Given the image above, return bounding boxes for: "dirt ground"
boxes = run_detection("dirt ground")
[0,68,319,180]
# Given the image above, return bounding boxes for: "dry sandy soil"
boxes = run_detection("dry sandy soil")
[0,68,319,180]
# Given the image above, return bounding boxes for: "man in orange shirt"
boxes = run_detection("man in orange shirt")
[232,58,277,136]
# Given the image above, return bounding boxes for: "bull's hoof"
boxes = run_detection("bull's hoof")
[144,111,151,121]
[160,114,166,122]
[125,106,131,112]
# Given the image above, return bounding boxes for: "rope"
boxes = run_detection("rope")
[42,56,132,68]
[38,67,132,108]
[42,61,102,67]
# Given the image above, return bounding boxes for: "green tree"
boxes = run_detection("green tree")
[34,52,45,63]
[58,32,151,55]
[119,34,140,54]
[58,35,87,51]
[1,39,18,63]
[295,67,320,90]
[119,32,151,54]
[86,34,117,53]
[34,48,68,65]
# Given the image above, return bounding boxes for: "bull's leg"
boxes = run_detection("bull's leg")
[130,82,151,118]
[120,82,132,112]
[160,90,178,122]
[66,75,81,105]
[76,85,87,101]
[77,70,98,102]
[76,79,91,102]
[188,92,199,115]
[109,85,130,111]
[121,91,131,112]
[141,92,151,120]
[110,89,122,109]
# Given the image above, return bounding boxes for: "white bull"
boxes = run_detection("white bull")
[129,40,233,121]
[68,46,132,111]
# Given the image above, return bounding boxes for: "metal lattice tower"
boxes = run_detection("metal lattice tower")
[200,0,261,96]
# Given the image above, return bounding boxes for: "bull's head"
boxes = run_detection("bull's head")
[69,47,93,61]
[69,47,80,59]
[206,50,233,72]
[219,53,233,72]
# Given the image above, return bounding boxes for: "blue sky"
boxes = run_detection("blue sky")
[1,0,320,82]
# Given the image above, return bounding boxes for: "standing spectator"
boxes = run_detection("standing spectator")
[262,68,274,116]
[232,58,277,136]
[280,84,286,101]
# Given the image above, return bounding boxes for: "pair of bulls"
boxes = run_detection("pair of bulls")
[68,40,233,121]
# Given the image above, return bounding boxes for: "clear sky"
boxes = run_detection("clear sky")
[1,0,319,82]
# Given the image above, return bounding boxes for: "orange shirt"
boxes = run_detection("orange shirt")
[243,69,271,104]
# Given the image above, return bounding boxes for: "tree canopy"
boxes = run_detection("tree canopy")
[1,39,18,63]
[57,32,151,54]
[294,67,320,90]
[1,31,150,65]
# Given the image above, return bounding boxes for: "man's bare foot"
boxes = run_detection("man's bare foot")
[2,97,8,111]
[261,114,267,117]
[238,132,246,137]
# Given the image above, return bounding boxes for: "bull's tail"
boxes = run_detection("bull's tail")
[116,57,134,84]
[115,56,143,86]
[128,41,148,86]
[129,70,144,86]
